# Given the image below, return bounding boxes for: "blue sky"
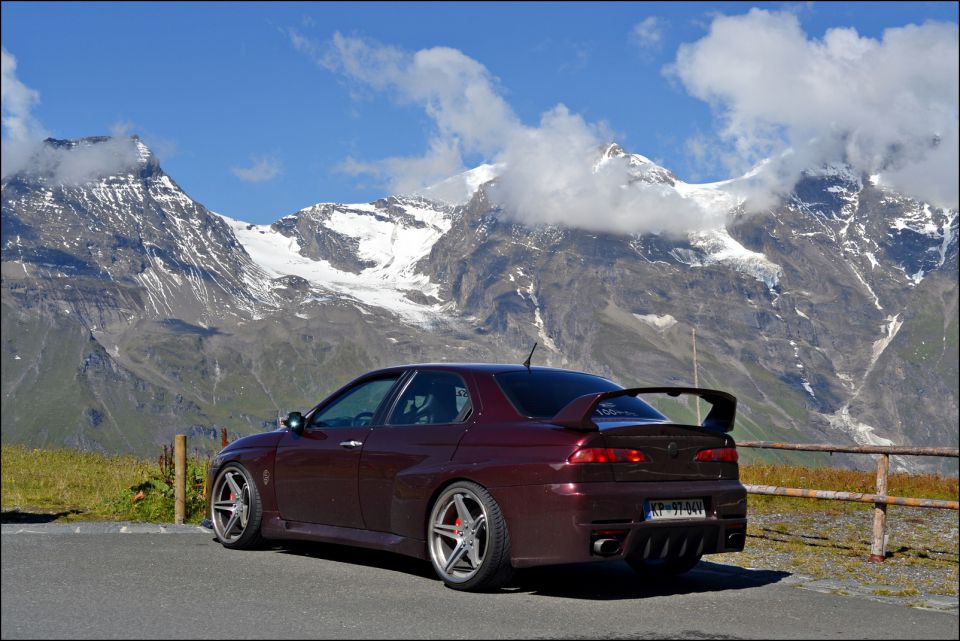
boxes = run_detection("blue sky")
[2,1,957,224]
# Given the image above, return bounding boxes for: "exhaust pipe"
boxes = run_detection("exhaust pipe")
[593,538,622,556]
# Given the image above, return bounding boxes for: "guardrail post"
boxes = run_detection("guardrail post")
[174,434,186,525]
[869,453,889,562]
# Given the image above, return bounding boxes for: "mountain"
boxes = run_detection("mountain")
[2,137,957,472]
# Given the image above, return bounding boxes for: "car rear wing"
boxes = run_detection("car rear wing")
[550,387,737,432]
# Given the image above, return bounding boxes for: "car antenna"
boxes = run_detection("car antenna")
[522,342,538,371]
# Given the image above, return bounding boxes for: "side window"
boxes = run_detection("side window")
[386,371,472,426]
[310,376,399,428]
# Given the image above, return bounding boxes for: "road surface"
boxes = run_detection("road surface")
[1,523,956,639]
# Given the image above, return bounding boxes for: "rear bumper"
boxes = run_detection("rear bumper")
[489,480,747,568]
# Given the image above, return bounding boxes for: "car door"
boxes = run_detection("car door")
[359,370,476,535]
[274,374,402,528]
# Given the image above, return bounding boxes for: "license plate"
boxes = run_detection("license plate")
[644,498,706,521]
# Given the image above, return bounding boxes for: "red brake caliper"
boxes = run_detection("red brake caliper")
[454,517,461,535]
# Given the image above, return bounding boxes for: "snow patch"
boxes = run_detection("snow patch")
[680,228,783,288]
[870,315,903,368]
[423,164,501,205]
[848,264,883,310]
[134,138,152,164]
[633,313,678,330]
[938,212,957,268]
[524,283,557,351]
[826,407,894,448]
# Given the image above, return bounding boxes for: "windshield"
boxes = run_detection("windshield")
[495,370,667,421]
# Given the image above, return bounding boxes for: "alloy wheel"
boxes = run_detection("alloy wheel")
[428,487,490,584]
[211,468,251,544]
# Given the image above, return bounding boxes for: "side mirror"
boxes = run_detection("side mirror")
[283,411,304,435]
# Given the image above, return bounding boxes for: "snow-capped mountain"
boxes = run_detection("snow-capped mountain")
[2,136,956,470]
[218,196,456,324]
[2,137,276,325]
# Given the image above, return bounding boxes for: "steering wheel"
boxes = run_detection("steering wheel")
[353,411,375,426]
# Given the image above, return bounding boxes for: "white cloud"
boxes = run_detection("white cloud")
[631,17,664,49]
[321,33,519,157]
[670,9,959,209]
[2,46,47,177]
[301,32,720,236]
[288,28,322,61]
[490,105,719,235]
[4,136,140,184]
[42,138,141,184]
[298,19,957,236]
[110,120,135,137]
[231,155,283,183]
[2,48,141,183]
[1,46,44,143]
[339,137,463,196]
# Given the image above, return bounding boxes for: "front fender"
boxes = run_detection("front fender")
[208,441,281,516]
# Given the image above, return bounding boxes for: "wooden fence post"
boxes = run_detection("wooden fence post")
[174,434,186,525]
[221,427,228,449]
[869,453,889,562]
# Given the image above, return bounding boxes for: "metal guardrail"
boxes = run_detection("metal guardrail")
[739,441,959,562]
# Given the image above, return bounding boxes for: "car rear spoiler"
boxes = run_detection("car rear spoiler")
[550,387,737,432]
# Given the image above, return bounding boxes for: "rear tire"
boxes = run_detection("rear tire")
[627,553,702,577]
[210,463,264,550]
[427,481,514,591]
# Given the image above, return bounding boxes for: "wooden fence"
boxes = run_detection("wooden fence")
[738,441,959,562]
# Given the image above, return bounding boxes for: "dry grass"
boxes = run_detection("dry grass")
[740,462,958,513]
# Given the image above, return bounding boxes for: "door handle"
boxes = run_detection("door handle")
[339,440,363,449]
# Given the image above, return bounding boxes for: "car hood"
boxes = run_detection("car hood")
[221,430,285,453]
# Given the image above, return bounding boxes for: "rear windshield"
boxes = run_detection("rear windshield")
[495,370,667,421]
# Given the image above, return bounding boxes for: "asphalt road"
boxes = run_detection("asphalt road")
[1,523,956,639]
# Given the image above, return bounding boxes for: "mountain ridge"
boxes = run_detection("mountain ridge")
[2,136,956,472]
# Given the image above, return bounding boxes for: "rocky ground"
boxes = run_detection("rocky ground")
[714,505,959,613]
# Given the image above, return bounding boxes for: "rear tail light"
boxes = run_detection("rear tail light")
[568,448,646,464]
[694,447,738,462]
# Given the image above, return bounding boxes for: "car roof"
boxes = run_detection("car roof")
[371,363,608,377]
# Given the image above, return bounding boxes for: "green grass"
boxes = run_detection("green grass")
[2,444,209,523]
[2,445,149,520]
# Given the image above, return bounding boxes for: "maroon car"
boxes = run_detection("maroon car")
[208,364,747,591]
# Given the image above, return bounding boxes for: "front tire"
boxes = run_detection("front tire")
[427,481,514,591]
[210,463,264,549]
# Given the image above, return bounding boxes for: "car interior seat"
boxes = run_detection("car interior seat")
[424,378,459,424]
